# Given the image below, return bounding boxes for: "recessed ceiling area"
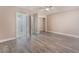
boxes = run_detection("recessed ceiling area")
[17,6,79,15]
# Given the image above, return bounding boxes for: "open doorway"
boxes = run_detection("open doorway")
[40,18,46,32]
[16,12,31,52]
[42,18,46,32]
[16,12,27,39]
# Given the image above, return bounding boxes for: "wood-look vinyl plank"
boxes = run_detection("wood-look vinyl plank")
[0,32,79,53]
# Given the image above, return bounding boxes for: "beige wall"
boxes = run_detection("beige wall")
[0,6,31,39]
[47,9,79,36]
[0,7,16,39]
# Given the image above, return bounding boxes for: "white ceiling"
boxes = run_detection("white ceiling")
[18,6,79,15]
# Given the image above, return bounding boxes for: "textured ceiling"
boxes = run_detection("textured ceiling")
[17,6,79,15]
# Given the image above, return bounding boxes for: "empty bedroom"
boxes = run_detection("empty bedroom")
[0,6,79,53]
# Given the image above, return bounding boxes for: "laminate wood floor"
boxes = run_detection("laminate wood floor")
[0,32,79,53]
[31,32,79,53]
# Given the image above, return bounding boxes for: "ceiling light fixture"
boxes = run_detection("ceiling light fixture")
[45,8,50,11]
[45,6,54,11]
[40,6,54,12]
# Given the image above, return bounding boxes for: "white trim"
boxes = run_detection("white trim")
[47,31,79,38]
[0,37,16,43]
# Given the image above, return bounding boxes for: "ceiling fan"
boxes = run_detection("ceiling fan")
[40,6,54,11]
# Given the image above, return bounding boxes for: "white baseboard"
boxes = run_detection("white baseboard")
[0,37,16,43]
[47,31,79,38]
